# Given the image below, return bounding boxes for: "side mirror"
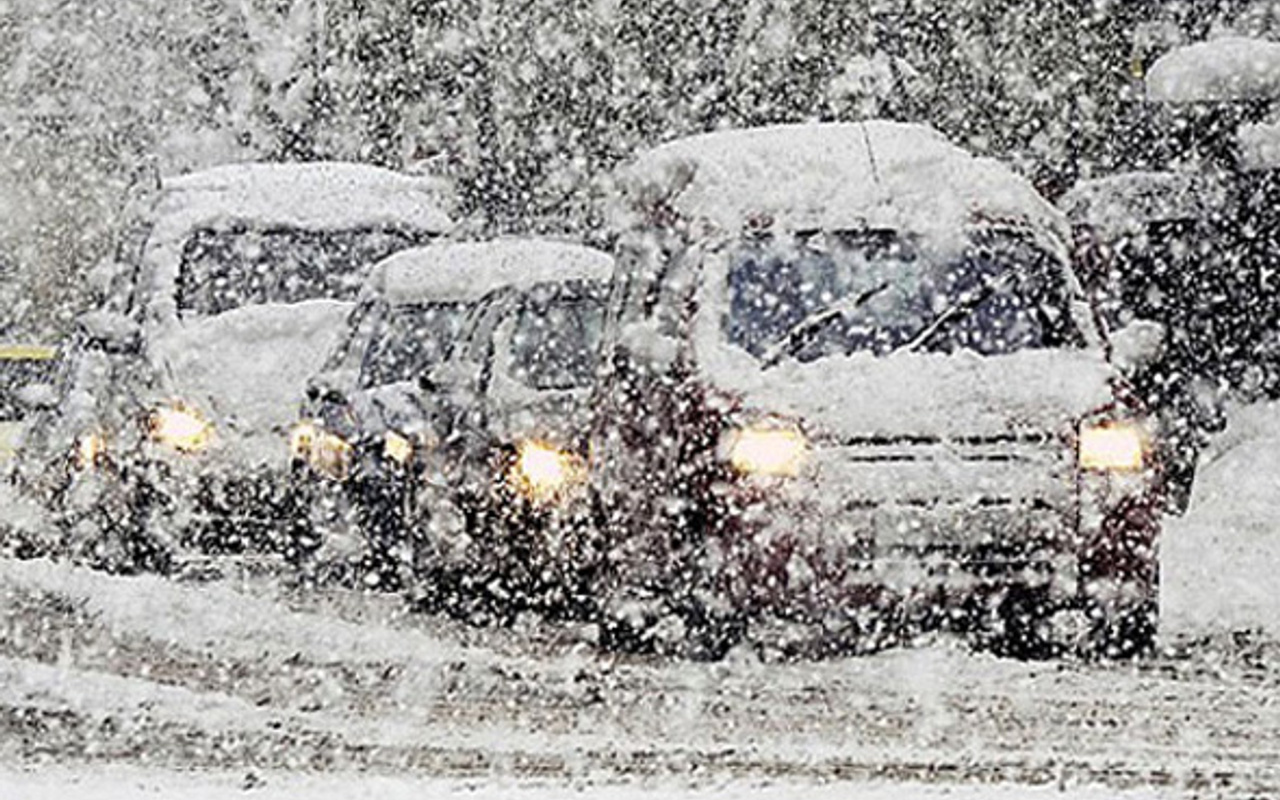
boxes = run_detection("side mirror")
[79,310,141,355]
[1110,319,1165,374]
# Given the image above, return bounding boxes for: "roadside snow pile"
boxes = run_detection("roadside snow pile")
[1146,37,1280,103]
[1162,400,1280,636]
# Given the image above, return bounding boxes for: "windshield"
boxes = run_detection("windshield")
[725,229,1080,363]
[359,301,468,389]
[176,227,428,317]
[508,283,606,391]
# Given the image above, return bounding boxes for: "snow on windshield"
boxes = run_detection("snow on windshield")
[725,229,1080,362]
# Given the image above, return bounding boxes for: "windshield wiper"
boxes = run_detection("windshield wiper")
[760,281,890,368]
[889,268,1017,356]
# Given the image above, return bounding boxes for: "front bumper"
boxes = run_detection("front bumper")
[706,434,1158,621]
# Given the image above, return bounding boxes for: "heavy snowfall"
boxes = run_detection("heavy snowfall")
[3,2,1280,798]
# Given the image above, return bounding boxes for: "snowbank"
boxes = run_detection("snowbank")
[1146,36,1280,103]
[372,239,614,306]
[1162,400,1280,636]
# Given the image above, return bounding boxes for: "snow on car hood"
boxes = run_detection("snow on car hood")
[149,301,352,465]
[699,342,1114,440]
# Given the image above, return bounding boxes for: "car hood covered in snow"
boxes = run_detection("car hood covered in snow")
[699,343,1114,440]
[149,301,352,466]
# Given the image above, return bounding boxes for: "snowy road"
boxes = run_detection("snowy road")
[0,558,1277,798]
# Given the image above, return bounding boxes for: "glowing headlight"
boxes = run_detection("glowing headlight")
[150,403,213,453]
[728,425,808,477]
[73,432,106,470]
[1079,422,1146,472]
[510,440,584,502]
[289,420,352,480]
[384,431,413,464]
[289,421,318,459]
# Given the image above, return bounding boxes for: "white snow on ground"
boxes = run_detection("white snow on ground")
[0,766,1170,800]
[0,557,465,669]
[1162,400,1280,637]
[1146,36,1280,103]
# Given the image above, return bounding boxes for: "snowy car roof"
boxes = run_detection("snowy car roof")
[1146,37,1280,104]
[156,161,454,236]
[367,239,614,305]
[617,121,1068,251]
[1059,171,1222,236]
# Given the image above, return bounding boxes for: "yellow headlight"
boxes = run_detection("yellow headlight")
[151,404,213,453]
[384,431,413,464]
[728,425,808,477]
[290,420,352,479]
[510,440,584,502]
[1079,422,1146,472]
[289,421,318,458]
[74,432,106,470]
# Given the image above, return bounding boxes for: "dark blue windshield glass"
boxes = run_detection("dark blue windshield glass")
[725,230,1078,362]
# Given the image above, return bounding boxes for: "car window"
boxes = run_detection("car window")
[359,301,468,388]
[0,352,59,421]
[507,284,606,391]
[724,229,1080,362]
[175,227,428,317]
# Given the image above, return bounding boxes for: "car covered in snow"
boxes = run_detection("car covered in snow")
[383,240,613,617]
[588,122,1165,660]
[288,244,482,577]
[28,162,453,569]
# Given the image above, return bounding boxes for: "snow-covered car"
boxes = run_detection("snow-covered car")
[29,162,453,570]
[288,244,481,578]
[588,122,1165,660]
[388,240,614,618]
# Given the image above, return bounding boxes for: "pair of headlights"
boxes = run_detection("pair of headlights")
[71,402,213,471]
[289,421,416,480]
[724,419,1149,477]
